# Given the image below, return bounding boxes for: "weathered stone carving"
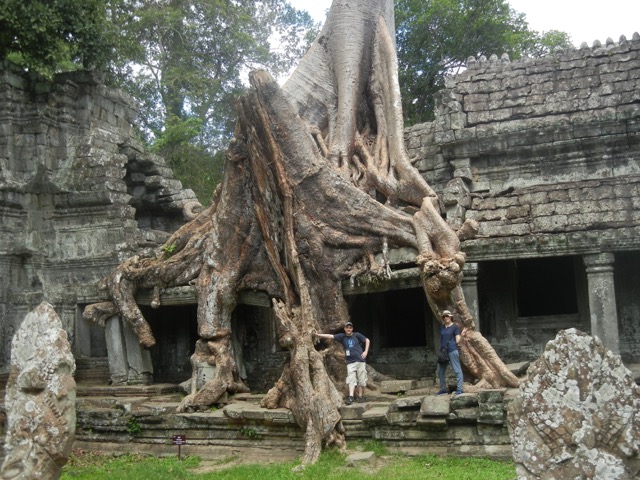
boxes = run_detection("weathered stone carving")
[508,328,640,479]
[1,302,76,480]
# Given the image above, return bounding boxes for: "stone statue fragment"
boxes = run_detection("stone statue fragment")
[1,302,76,480]
[508,328,640,479]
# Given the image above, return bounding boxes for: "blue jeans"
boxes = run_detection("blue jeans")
[437,349,463,392]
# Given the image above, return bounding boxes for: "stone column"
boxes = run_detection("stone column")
[104,316,128,384]
[583,253,619,354]
[105,316,154,384]
[462,262,480,330]
[122,320,153,385]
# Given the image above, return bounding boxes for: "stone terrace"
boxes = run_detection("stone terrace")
[72,380,517,461]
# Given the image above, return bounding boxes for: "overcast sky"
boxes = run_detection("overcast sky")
[288,0,640,47]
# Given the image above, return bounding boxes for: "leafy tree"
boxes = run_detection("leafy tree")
[1,0,317,203]
[0,0,114,78]
[523,29,573,58]
[109,0,318,203]
[395,0,572,124]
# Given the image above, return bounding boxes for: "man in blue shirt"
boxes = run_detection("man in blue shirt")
[315,321,370,404]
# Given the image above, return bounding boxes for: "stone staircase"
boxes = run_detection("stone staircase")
[73,381,517,461]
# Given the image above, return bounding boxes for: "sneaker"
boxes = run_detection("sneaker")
[436,389,448,396]
[454,390,463,396]
[345,396,355,405]
[356,396,366,403]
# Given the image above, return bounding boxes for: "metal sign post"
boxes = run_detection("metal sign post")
[171,434,187,460]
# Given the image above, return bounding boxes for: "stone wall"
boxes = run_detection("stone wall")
[0,62,200,370]
[73,387,515,460]
[405,34,640,363]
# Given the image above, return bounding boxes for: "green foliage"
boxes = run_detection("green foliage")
[62,450,516,479]
[115,1,317,150]
[238,426,263,439]
[0,0,115,78]
[1,0,317,197]
[395,0,572,124]
[126,417,142,435]
[150,115,225,205]
[523,29,573,57]
[162,242,177,258]
[105,0,318,198]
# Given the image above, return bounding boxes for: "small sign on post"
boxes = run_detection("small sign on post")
[171,434,187,460]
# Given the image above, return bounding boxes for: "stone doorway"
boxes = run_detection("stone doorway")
[141,304,198,384]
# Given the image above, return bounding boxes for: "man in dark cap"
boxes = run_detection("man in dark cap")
[315,321,370,404]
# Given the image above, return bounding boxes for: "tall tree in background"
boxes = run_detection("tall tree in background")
[1,0,317,204]
[395,0,572,123]
[109,0,318,203]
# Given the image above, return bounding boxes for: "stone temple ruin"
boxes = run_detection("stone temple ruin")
[0,31,639,458]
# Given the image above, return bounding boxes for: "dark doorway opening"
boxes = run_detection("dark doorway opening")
[347,288,430,348]
[141,304,199,383]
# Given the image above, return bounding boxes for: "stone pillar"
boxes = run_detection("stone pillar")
[104,316,128,384]
[122,320,153,384]
[462,262,480,330]
[583,253,619,354]
[105,316,153,384]
[75,305,92,358]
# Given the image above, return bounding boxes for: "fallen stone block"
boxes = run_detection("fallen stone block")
[450,393,478,409]
[339,404,368,420]
[386,410,418,425]
[388,395,423,412]
[362,406,388,426]
[222,402,252,419]
[380,380,415,394]
[477,389,505,404]
[416,416,448,431]
[345,451,376,467]
[420,395,450,416]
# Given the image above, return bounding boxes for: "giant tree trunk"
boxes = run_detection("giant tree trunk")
[84,0,518,464]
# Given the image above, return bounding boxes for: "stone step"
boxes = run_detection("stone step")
[77,383,179,397]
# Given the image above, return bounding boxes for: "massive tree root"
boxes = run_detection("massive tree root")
[85,0,518,463]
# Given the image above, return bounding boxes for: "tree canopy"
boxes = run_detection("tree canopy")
[395,0,572,123]
[0,0,318,203]
[0,0,572,199]
[109,0,318,203]
[0,0,114,77]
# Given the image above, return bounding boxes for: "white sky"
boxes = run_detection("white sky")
[289,0,640,47]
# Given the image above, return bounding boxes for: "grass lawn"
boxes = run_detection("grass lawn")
[61,442,516,480]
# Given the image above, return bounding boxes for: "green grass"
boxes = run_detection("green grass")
[61,446,516,480]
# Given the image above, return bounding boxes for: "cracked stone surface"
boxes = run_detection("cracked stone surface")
[508,328,640,479]
[1,302,76,480]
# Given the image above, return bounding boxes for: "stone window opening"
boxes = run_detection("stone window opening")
[515,256,579,319]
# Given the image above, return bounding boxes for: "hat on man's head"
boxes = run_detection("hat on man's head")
[345,321,353,327]
[441,310,453,317]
